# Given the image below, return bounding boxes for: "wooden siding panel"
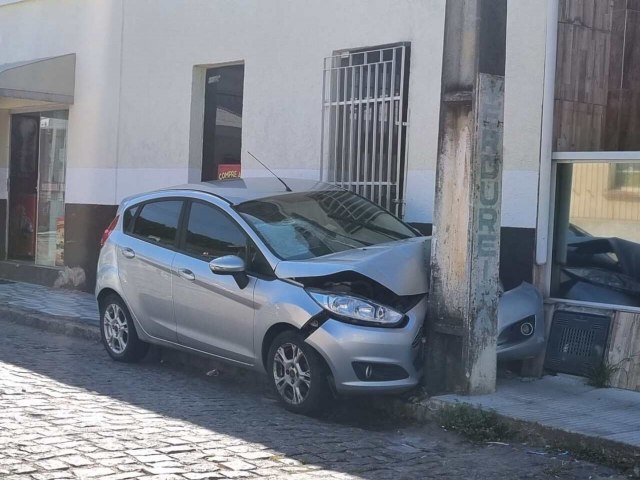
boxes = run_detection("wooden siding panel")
[607,311,640,391]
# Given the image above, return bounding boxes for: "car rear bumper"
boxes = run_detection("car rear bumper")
[304,297,426,394]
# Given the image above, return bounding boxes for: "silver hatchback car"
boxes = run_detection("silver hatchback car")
[96,177,544,413]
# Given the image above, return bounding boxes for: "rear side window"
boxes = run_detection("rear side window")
[184,202,247,260]
[123,205,139,233]
[132,201,182,247]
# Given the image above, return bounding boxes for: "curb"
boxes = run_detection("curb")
[0,305,242,376]
[0,305,100,343]
[376,396,640,475]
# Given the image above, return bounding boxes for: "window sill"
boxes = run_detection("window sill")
[545,297,640,315]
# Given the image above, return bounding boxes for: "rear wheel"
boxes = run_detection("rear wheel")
[267,331,330,414]
[99,294,149,362]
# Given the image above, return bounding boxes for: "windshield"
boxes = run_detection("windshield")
[234,190,416,260]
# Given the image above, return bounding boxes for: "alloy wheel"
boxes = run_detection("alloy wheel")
[103,303,129,355]
[272,343,312,405]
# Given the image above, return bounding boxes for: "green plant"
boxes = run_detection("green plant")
[436,403,512,443]
[586,358,620,388]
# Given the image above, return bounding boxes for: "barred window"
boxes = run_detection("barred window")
[321,43,410,217]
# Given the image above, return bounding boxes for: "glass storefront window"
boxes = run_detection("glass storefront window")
[9,110,68,267]
[35,110,68,266]
[551,161,640,308]
[35,111,68,267]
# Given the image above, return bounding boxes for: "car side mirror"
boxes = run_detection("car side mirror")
[209,255,249,289]
[209,255,246,274]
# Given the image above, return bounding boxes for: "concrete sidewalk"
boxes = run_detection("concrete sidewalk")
[0,279,97,324]
[1,279,639,465]
[434,375,640,447]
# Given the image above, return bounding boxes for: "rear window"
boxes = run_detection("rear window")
[131,201,182,247]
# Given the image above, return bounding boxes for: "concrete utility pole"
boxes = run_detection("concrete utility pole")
[426,0,507,395]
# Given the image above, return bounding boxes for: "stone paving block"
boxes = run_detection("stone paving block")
[131,453,174,463]
[126,448,159,457]
[101,472,145,480]
[218,470,253,479]
[36,459,69,471]
[72,466,117,477]
[183,472,225,479]
[142,466,186,475]
[87,451,128,460]
[220,459,255,471]
[159,444,196,454]
[98,456,137,467]
[57,454,93,467]
[31,473,75,480]
[237,451,273,460]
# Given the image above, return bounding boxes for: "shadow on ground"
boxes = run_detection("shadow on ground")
[0,321,626,479]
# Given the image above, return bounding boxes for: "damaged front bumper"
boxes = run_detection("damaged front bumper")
[305,295,426,394]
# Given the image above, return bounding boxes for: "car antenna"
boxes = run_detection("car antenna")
[247,151,292,192]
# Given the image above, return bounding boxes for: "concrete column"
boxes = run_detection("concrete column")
[426,0,507,395]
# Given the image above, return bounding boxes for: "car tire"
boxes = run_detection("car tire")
[267,331,330,415]
[99,294,149,363]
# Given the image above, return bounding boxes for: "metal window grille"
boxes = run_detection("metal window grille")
[321,44,410,217]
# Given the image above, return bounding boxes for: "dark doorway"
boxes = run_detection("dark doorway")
[8,114,39,261]
[201,64,244,182]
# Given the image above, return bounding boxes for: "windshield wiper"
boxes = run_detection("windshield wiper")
[327,215,410,241]
[289,214,373,247]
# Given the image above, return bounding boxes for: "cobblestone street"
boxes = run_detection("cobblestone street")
[0,320,625,479]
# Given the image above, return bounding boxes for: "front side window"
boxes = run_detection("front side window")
[235,190,416,261]
[551,162,640,307]
[132,201,182,248]
[184,202,247,260]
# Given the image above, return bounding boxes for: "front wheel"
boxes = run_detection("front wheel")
[267,331,331,415]
[99,294,149,362]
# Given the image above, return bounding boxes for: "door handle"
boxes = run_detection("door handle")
[177,268,195,281]
[121,247,135,259]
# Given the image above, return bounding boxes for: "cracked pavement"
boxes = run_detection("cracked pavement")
[0,319,626,479]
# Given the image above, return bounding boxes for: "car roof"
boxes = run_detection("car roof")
[159,177,341,205]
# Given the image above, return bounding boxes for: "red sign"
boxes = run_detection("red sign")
[218,164,241,180]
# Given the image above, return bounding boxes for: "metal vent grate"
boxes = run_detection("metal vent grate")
[557,327,595,358]
[544,310,611,377]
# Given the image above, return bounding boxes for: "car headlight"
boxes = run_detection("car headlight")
[307,290,405,327]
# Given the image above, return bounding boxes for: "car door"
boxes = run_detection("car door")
[171,200,256,365]
[117,199,184,342]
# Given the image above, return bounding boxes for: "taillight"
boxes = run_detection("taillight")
[100,215,120,247]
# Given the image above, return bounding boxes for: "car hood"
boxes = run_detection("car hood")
[274,237,431,296]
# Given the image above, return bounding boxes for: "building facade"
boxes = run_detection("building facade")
[0,0,638,385]
[0,0,546,290]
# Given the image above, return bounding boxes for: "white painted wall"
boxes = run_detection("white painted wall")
[0,0,124,204]
[0,0,549,230]
[115,0,446,206]
[502,0,548,229]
